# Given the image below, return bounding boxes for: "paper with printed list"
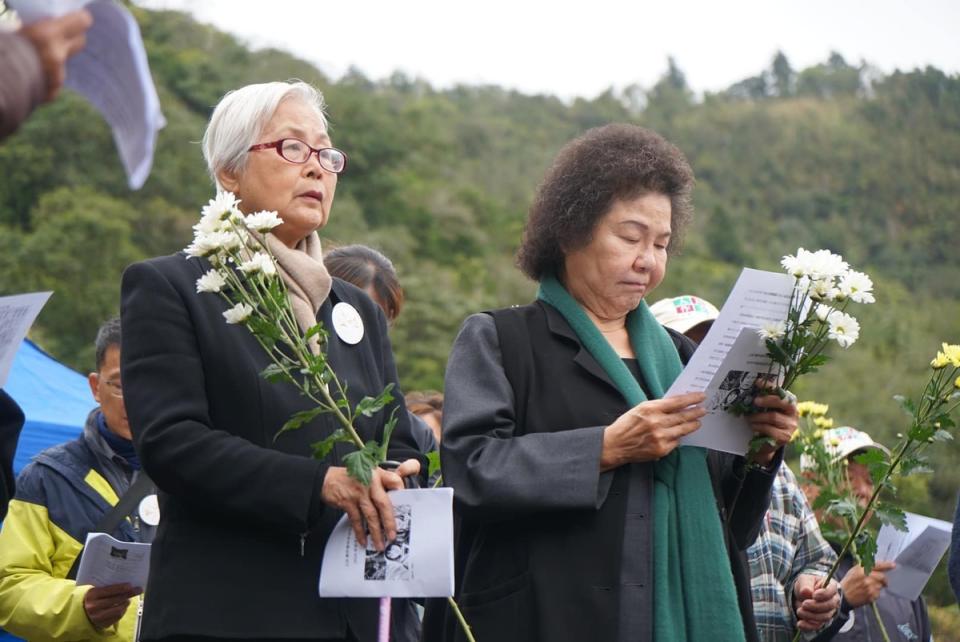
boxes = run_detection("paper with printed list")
[319,488,454,598]
[9,0,166,189]
[0,292,52,387]
[75,532,151,589]
[875,511,952,601]
[665,267,796,455]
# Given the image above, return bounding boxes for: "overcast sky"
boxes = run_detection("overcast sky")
[137,0,959,100]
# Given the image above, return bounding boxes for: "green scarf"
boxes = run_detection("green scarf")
[538,275,745,642]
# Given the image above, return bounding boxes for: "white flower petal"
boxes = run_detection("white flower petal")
[244,210,283,233]
[196,269,228,293]
[223,302,253,324]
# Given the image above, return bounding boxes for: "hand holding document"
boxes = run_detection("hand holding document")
[319,488,454,598]
[666,268,796,455]
[75,532,151,589]
[10,0,166,189]
[875,511,952,601]
[0,292,52,387]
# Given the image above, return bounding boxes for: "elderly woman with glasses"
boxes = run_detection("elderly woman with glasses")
[425,124,800,642]
[120,81,424,642]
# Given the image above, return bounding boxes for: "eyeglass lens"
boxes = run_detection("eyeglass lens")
[279,140,345,173]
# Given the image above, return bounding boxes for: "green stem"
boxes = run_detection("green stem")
[820,436,912,587]
[446,597,476,642]
[871,601,892,642]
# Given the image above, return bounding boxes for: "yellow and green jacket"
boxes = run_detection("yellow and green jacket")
[0,410,154,642]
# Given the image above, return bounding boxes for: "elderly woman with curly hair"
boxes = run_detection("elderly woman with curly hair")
[424,125,806,642]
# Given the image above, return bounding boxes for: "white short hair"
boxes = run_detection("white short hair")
[202,80,329,190]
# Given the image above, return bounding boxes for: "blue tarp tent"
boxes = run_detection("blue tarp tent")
[7,339,93,476]
[2,339,92,642]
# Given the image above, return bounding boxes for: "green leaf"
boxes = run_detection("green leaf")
[260,363,292,384]
[805,354,829,368]
[827,498,859,523]
[765,339,790,366]
[857,532,878,574]
[811,488,840,512]
[747,434,777,455]
[344,445,380,486]
[355,383,396,418]
[873,503,908,531]
[897,455,933,476]
[310,429,351,460]
[426,450,442,478]
[378,408,399,462]
[247,315,282,343]
[305,322,329,344]
[853,449,889,485]
[893,394,916,418]
[933,428,954,442]
[274,407,325,441]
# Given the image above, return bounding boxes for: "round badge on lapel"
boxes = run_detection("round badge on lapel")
[138,494,161,526]
[332,302,364,345]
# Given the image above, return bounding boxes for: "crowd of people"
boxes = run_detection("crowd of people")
[1,56,959,642]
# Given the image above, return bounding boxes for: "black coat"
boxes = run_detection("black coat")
[0,389,25,521]
[121,253,423,641]
[424,302,774,642]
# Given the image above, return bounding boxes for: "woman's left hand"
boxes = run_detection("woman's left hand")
[745,392,798,466]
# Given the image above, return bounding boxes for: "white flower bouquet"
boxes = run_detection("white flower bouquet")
[728,248,875,419]
[185,192,398,485]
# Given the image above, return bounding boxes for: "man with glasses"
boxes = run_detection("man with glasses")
[0,317,155,641]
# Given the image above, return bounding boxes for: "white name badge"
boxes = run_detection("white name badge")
[138,494,160,526]
[332,302,364,345]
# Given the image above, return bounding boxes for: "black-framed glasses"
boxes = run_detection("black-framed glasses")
[248,138,347,174]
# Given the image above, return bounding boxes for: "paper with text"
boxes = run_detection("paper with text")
[319,488,454,598]
[876,511,952,601]
[0,292,52,387]
[679,326,776,454]
[10,0,166,189]
[75,532,151,589]
[665,268,795,454]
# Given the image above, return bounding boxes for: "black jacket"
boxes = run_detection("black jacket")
[424,302,775,642]
[121,253,423,641]
[0,389,24,521]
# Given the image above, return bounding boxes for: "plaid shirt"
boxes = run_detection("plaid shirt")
[747,463,837,641]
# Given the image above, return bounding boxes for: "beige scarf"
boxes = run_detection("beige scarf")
[262,231,332,355]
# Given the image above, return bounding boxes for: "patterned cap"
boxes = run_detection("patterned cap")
[649,295,720,335]
[800,426,890,471]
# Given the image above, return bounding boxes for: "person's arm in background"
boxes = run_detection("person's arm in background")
[0,390,25,521]
[0,9,91,140]
[949,494,960,603]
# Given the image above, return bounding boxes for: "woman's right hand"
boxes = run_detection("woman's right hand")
[321,459,419,551]
[599,392,706,471]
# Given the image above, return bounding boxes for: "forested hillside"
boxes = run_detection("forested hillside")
[2,6,959,610]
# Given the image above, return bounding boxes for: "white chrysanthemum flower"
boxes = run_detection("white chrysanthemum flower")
[807,249,848,280]
[194,212,226,235]
[196,269,228,293]
[223,302,253,324]
[185,232,225,258]
[781,247,814,278]
[201,191,240,221]
[220,230,245,252]
[758,320,786,341]
[807,278,834,301]
[838,270,875,304]
[239,252,277,276]
[244,210,283,233]
[814,304,835,322]
[828,312,860,348]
